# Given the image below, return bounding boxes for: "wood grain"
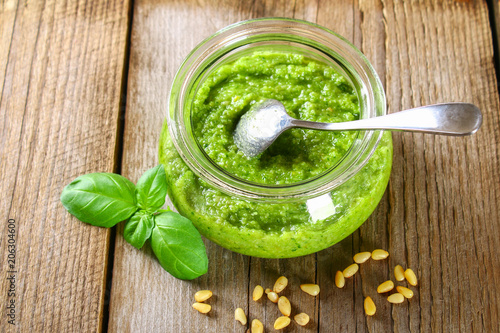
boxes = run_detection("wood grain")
[110,0,500,332]
[0,0,130,331]
[382,1,500,331]
[108,2,252,332]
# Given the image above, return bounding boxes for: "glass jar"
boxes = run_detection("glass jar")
[160,18,392,258]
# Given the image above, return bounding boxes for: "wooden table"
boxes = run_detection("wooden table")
[1,0,499,331]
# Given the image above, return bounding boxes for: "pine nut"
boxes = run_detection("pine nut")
[274,316,291,330]
[294,312,310,326]
[265,288,272,294]
[335,271,345,288]
[364,296,376,316]
[397,286,414,299]
[377,280,395,293]
[268,291,279,303]
[394,265,405,281]
[273,276,288,293]
[235,308,247,325]
[354,251,371,264]
[300,284,320,296]
[404,268,418,286]
[251,319,264,333]
[192,302,211,313]
[278,296,291,316]
[343,263,359,278]
[194,290,212,302]
[253,285,264,301]
[371,249,389,260]
[387,293,405,304]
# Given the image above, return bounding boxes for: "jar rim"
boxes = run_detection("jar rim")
[167,18,386,202]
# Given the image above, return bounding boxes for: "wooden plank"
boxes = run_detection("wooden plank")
[321,0,500,331]
[0,0,130,331]
[374,0,500,332]
[111,0,500,332]
[108,2,326,331]
[247,3,364,333]
[108,2,251,332]
[314,2,379,333]
[246,4,320,333]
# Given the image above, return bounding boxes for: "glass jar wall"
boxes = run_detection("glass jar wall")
[161,18,392,258]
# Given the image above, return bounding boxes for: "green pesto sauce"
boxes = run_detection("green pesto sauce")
[192,52,359,184]
[160,52,393,258]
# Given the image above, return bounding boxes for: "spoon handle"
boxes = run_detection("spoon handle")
[290,103,482,136]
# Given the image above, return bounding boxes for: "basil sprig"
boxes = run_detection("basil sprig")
[60,165,208,280]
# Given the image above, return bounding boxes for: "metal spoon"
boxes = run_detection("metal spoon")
[233,99,482,157]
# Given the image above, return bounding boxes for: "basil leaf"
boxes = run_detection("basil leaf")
[123,210,153,249]
[136,164,168,212]
[61,173,138,227]
[151,211,208,280]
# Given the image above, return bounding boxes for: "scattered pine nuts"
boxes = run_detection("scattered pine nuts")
[274,316,291,330]
[377,280,395,293]
[192,302,211,314]
[404,268,418,286]
[294,312,310,326]
[371,249,389,260]
[387,293,405,304]
[394,265,405,281]
[396,286,414,299]
[253,285,264,301]
[267,291,279,303]
[278,296,291,316]
[194,290,212,302]
[335,271,345,288]
[354,251,372,264]
[235,308,247,325]
[300,284,320,296]
[189,248,419,323]
[251,319,264,333]
[364,296,376,316]
[273,276,288,293]
[343,263,359,278]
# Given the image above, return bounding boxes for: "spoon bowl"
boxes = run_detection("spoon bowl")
[233,99,483,157]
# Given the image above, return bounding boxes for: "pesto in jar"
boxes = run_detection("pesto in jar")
[160,52,393,258]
